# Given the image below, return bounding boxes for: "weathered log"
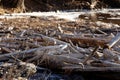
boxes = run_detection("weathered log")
[62,66,120,71]
[71,66,120,72]
[27,46,84,69]
[0,45,84,69]
[58,34,111,47]
[91,60,120,67]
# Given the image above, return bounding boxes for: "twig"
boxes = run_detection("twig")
[96,29,107,35]
[83,46,99,64]
[106,33,120,49]
[20,30,26,37]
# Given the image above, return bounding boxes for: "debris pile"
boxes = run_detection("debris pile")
[0,9,120,79]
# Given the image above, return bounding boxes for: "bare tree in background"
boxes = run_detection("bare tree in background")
[90,0,98,9]
[0,0,25,12]
[17,0,25,12]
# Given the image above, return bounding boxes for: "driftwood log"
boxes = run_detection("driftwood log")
[0,45,84,69]
[58,34,111,47]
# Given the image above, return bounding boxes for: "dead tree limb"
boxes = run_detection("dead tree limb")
[0,45,84,69]
[106,33,120,49]
[58,34,110,47]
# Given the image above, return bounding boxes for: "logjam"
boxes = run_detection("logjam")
[0,11,119,79]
